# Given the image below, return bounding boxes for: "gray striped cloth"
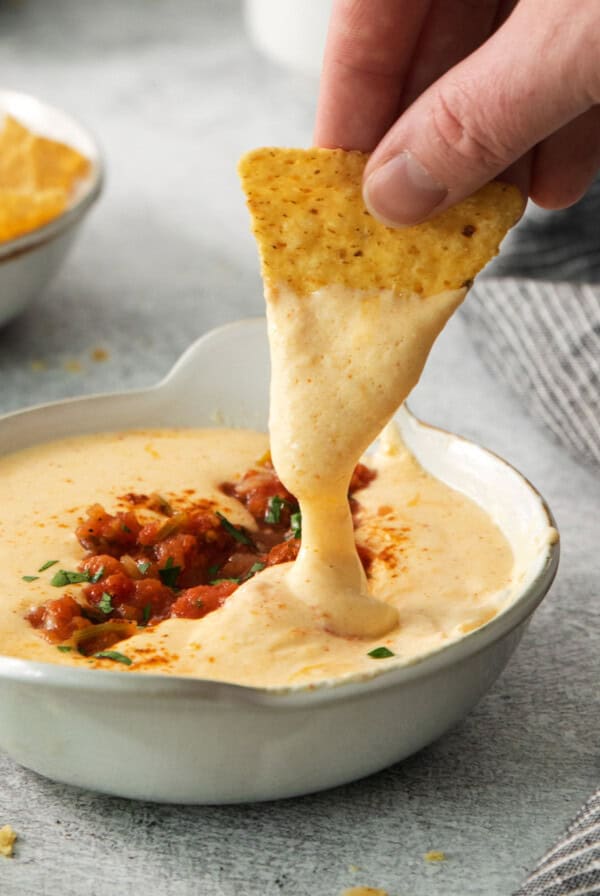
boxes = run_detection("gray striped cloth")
[465,278,600,467]
[461,179,600,895]
[464,179,600,469]
[513,791,600,896]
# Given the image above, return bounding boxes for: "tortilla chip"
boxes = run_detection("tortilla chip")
[238,147,523,297]
[0,146,36,191]
[0,824,17,858]
[30,134,91,191]
[0,114,91,243]
[0,114,32,151]
[0,189,68,242]
[0,115,35,190]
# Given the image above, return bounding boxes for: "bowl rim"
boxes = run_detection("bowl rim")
[0,88,104,261]
[0,318,560,707]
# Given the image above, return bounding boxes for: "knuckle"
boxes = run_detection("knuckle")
[431,80,513,173]
[539,11,599,106]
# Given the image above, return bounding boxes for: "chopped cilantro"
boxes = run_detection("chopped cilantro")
[121,524,132,534]
[22,575,39,582]
[265,495,285,524]
[367,646,395,659]
[159,556,181,588]
[51,569,91,587]
[241,561,266,582]
[97,592,113,615]
[137,560,151,575]
[290,511,302,539]
[141,604,152,625]
[209,577,240,585]
[195,599,204,609]
[216,511,255,547]
[207,563,220,578]
[90,565,105,584]
[94,650,132,666]
[56,645,73,653]
[38,560,59,572]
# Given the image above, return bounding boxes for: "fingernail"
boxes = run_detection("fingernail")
[364,152,448,227]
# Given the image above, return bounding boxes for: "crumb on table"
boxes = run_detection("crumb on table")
[424,850,446,862]
[341,888,388,896]
[63,359,82,374]
[0,825,17,858]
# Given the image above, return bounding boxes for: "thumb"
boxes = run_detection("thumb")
[363,0,598,227]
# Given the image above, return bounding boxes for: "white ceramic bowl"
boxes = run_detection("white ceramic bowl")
[0,319,559,804]
[0,90,103,327]
[244,0,332,77]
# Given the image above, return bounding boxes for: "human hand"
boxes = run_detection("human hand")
[315,0,600,226]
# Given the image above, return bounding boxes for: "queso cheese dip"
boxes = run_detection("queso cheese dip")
[0,424,515,687]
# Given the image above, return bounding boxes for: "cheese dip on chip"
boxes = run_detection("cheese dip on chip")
[0,148,532,687]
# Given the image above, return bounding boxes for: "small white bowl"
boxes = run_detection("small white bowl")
[0,319,559,803]
[0,90,103,327]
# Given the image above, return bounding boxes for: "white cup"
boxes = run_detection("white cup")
[244,0,333,77]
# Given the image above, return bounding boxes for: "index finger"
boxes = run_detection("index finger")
[314,0,433,151]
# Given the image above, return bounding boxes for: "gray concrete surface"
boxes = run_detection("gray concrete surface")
[0,2,598,894]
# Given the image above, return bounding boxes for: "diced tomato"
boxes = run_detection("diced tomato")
[266,538,300,566]
[137,520,162,547]
[85,573,135,609]
[76,504,141,555]
[226,467,297,523]
[132,578,177,622]
[154,534,197,572]
[185,510,229,544]
[170,581,238,619]
[26,595,90,644]
[80,554,127,580]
